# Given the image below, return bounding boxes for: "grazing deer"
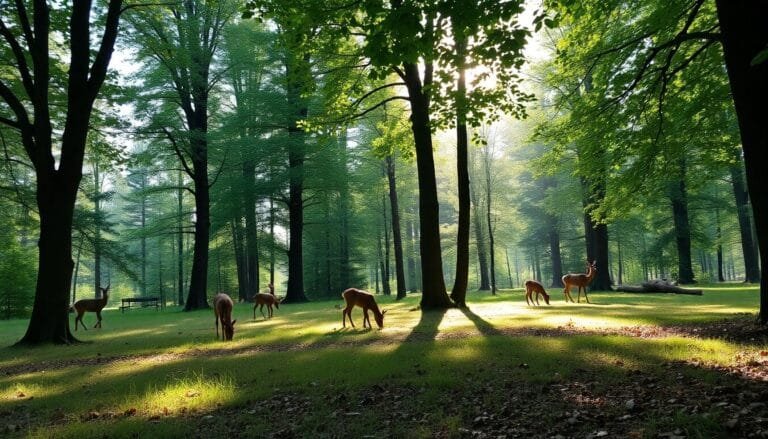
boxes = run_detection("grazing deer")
[72,285,110,331]
[524,280,550,306]
[562,260,597,303]
[341,288,387,329]
[253,293,282,320]
[213,293,237,341]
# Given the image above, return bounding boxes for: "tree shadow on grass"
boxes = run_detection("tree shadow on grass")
[459,306,503,337]
[402,308,448,344]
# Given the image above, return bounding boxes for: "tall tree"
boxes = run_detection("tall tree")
[1,0,123,344]
[128,0,238,309]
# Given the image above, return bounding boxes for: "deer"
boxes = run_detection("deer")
[562,260,597,303]
[72,284,110,331]
[341,288,387,329]
[253,293,282,320]
[524,280,550,306]
[213,293,237,341]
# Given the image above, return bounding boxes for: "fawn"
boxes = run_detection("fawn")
[524,280,550,306]
[562,260,597,303]
[213,293,237,341]
[341,288,387,329]
[72,285,110,331]
[253,293,282,320]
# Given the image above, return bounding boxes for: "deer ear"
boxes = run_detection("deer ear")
[382,310,388,315]
[232,320,237,326]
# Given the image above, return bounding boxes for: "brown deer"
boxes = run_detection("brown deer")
[524,280,550,306]
[213,293,237,341]
[341,288,387,329]
[562,260,597,303]
[72,285,110,331]
[253,293,282,320]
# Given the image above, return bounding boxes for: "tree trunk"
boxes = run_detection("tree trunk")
[184,149,211,310]
[232,219,248,302]
[381,194,392,296]
[93,161,102,298]
[406,212,418,292]
[471,181,491,290]
[451,37,471,307]
[386,155,407,300]
[402,62,453,309]
[729,160,761,283]
[244,161,260,300]
[716,0,768,324]
[669,159,695,284]
[548,220,564,288]
[16,0,123,345]
[177,170,185,306]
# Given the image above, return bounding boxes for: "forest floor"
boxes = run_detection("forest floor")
[0,286,766,438]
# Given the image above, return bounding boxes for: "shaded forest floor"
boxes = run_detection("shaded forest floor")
[0,286,766,438]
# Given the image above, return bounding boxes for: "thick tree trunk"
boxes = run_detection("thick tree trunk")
[716,0,768,324]
[20,182,78,344]
[93,161,102,298]
[285,140,308,303]
[402,63,453,309]
[185,153,211,310]
[669,161,695,284]
[451,38,470,307]
[729,161,761,283]
[386,156,407,300]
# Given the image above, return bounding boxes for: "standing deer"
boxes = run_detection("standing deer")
[562,260,597,303]
[72,285,110,331]
[253,293,282,320]
[524,280,550,306]
[341,288,387,329]
[213,293,237,341]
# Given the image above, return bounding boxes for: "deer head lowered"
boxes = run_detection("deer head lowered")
[214,293,237,341]
[524,280,550,306]
[72,284,110,331]
[341,288,387,329]
[562,260,597,303]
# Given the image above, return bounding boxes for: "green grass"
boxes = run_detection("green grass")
[0,285,764,438]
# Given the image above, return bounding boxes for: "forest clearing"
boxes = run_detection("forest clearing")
[1,288,767,438]
[2,0,768,437]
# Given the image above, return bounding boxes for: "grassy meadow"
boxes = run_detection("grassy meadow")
[0,285,766,438]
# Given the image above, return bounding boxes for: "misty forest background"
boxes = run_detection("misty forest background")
[0,0,763,327]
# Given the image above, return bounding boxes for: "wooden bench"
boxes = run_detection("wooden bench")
[120,296,161,313]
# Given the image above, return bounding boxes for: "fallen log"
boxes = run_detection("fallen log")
[615,280,703,295]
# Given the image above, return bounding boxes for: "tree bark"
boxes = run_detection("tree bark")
[177,169,185,306]
[616,280,703,295]
[729,160,760,283]
[669,159,695,284]
[716,0,768,324]
[243,160,260,300]
[451,36,470,307]
[402,62,453,309]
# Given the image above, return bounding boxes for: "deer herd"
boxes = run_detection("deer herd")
[71,261,598,341]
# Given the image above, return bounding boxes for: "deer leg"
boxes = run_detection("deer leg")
[343,306,355,328]
[216,315,220,339]
[94,310,102,329]
[253,304,257,320]
[534,292,540,306]
[525,288,532,306]
[76,312,86,331]
[260,304,267,320]
[583,287,590,304]
[268,305,273,318]
[363,309,371,328]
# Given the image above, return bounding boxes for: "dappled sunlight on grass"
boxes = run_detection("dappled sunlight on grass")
[120,370,236,418]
